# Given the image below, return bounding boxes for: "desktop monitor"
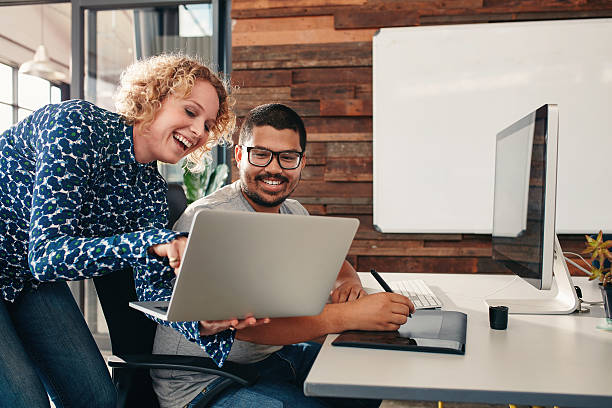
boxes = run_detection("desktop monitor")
[486,104,579,314]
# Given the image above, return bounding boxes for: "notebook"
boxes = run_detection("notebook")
[130,209,359,322]
[331,309,467,355]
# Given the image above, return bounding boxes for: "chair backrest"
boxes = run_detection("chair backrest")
[94,267,159,407]
[94,268,157,356]
[167,182,188,228]
[94,184,188,355]
[93,184,189,406]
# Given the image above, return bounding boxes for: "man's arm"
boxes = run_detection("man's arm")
[330,260,368,303]
[236,292,414,345]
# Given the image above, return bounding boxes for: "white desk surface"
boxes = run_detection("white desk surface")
[304,273,612,408]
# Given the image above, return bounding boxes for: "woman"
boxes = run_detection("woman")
[0,54,256,408]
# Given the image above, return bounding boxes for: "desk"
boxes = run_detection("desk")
[304,273,612,408]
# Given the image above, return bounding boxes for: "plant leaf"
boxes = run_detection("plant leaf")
[206,164,230,196]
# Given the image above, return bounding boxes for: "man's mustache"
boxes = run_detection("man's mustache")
[255,173,289,183]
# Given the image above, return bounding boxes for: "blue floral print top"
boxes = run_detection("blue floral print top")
[0,100,234,366]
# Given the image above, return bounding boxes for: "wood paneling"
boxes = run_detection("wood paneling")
[356,256,484,274]
[234,99,320,117]
[304,142,326,165]
[235,86,291,99]
[303,204,327,215]
[324,157,372,182]
[232,5,361,19]
[293,67,372,85]
[320,99,372,116]
[293,180,372,197]
[334,9,419,29]
[326,204,373,215]
[303,117,372,134]
[233,42,372,70]
[326,141,372,158]
[296,196,372,205]
[301,165,324,181]
[233,15,377,46]
[308,132,372,142]
[291,84,356,100]
[231,70,291,87]
[349,239,492,257]
[230,0,609,274]
[232,0,367,10]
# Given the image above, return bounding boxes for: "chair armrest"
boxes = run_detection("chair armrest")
[108,354,259,386]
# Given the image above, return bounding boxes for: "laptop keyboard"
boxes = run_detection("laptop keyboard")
[389,279,443,309]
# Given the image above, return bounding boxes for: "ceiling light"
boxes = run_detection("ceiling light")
[19,5,66,82]
[19,45,66,82]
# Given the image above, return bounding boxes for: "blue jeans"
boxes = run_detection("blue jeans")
[0,281,116,408]
[187,342,380,408]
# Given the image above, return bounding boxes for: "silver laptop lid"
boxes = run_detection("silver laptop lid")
[165,209,359,321]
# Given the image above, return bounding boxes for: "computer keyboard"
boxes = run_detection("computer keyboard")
[389,279,443,309]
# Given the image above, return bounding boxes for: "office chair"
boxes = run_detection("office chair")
[93,183,258,408]
[166,182,188,229]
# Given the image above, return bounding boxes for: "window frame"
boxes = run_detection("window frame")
[0,61,67,132]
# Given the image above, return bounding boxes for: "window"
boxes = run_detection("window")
[0,62,62,133]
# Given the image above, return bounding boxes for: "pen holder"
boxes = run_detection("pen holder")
[489,305,508,330]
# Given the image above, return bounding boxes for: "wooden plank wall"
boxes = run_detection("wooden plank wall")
[229,0,611,275]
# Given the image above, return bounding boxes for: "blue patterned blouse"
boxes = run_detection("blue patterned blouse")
[0,100,233,366]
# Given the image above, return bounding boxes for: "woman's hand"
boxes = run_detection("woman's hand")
[198,315,271,336]
[148,236,188,275]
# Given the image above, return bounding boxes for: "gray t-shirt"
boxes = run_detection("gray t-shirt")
[151,181,309,408]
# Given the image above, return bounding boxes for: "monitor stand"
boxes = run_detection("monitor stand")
[485,236,579,315]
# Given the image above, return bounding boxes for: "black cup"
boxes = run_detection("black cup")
[489,305,509,330]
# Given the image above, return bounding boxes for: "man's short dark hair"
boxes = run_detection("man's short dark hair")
[238,104,307,152]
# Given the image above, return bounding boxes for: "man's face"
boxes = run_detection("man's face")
[236,125,305,212]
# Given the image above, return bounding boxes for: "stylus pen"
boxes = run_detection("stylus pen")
[370,269,411,318]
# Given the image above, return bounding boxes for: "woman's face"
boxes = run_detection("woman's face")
[133,79,220,164]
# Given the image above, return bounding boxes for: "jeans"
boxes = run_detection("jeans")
[0,281,117,408]
[187,342,380,408]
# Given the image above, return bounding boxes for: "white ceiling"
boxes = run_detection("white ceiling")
[0,3,71,79]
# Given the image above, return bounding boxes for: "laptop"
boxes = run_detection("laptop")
[130,209,360,322]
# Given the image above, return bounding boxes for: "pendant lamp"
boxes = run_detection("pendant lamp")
[19,5,66,82]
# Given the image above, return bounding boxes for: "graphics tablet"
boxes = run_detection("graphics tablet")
[332,310,467,355]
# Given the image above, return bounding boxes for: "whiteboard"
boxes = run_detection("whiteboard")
[373,19,612,234]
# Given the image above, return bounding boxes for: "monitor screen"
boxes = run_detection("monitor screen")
[492,105,557,290]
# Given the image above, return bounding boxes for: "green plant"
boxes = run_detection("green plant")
[182,162,230,204]
[582,230,612,287]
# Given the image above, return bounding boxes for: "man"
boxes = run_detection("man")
[151,104,414,408]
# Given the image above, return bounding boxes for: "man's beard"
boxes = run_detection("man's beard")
[240,173,299,208]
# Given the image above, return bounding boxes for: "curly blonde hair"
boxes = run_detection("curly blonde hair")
[114,54,236,172]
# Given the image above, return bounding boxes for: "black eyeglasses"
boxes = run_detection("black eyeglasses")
[242,146,303,170]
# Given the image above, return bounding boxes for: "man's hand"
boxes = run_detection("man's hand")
[148,236,188,275]
[338,292,415,332]
[330,281,367,303]
[199,315,271,336]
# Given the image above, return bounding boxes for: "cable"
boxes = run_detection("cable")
[563,252,593,270]
[564,256,592,276]
[562,253,604,304]
[580,298,603,305]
